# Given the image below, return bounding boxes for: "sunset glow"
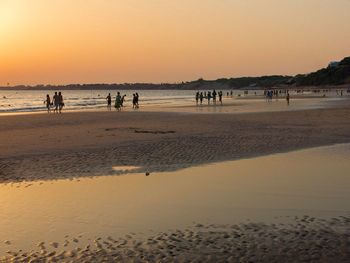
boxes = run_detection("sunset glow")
[0,0,349,85]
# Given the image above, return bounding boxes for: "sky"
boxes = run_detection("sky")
[0,0,349,85]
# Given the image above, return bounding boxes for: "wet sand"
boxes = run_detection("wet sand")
[1,216,349,262]
[0,144,349,262]
[1,102,350,183]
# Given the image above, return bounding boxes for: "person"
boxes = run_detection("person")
[218,91,223,105]
[286,92,290,105]
[115,92,122,111]
[132,94,137,109]
[44,94,51,113]
[199,92,204,104]
[212,90,217,104]
[135,93,139,108]
[58,92,64,113]
[106,93,112,110]
[121,94,126,107]
[207,91,211,104]
[53,92,59,113]
[195,92,199,105]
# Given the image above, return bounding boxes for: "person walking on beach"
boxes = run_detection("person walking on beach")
[44,94,51,113]
[218,91,223,105]
[207,91,211,104]
[195,92,199,105]
[135,93,139,108]
[132,94,136,109]
[212,90,217,104]
[121,94,126,107]
[286,92,290,105]
[53,92,59,113]
[115,92,122,111]
[199,92,204,105]
[58,92,64,113]
[106,93,112,110]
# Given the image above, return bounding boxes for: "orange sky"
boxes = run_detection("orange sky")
[0,0,349,85]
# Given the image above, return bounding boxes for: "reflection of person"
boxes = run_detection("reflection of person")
[106,93,112,110]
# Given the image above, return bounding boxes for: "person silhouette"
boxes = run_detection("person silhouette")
[106,93,112,110]
[53,92,59,113]
[115,92,122,111]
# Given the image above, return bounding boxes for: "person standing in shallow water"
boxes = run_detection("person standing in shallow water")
[58,92,64,113]
[286,92,290,105]
[212,90,217,104]
[218,91,223,105]
[200,92,204,104]
[132,94,136,109]
[106,93,112,111]
[135,93,139,108]
[207,91,211,104]
[195,92,199,105]
[53,92,59,113]
[115,92,122,111]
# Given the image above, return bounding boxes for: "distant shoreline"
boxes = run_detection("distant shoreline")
[0,84,349,91]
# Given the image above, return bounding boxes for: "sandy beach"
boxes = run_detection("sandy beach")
[1,103,350,183]
[0,143,350,262]
[1,101,350,262]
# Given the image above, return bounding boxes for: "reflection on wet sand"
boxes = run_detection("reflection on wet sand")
[0,144,349,261]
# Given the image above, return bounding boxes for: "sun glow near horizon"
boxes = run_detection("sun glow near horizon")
[0,0,350,85]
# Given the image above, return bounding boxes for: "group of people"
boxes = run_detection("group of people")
[264,89,290,105]
[195,90,223,105]
[44,92,64,113]
[106,92,139,111]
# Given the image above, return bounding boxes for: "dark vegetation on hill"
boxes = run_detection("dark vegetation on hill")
[1,57,349,90]
[293,57,350,86]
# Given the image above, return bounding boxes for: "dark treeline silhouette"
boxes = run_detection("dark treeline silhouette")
[293,57,350,86]
[1,56,349,90]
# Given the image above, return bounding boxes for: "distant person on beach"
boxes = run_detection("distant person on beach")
[199,92,204,104]
[58,92,64,113]
[53,92,59,113]
[286,92,290,105]
[44,94,51,113]
[218,91,223,105]
[212,90,217,104]
[135,93,139,108]
[115,92,122,111]
[132,94,137,109]
[106,93,112,110]
[121,95,126,107]
[195,92,199,105]
[207,91,211,104]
